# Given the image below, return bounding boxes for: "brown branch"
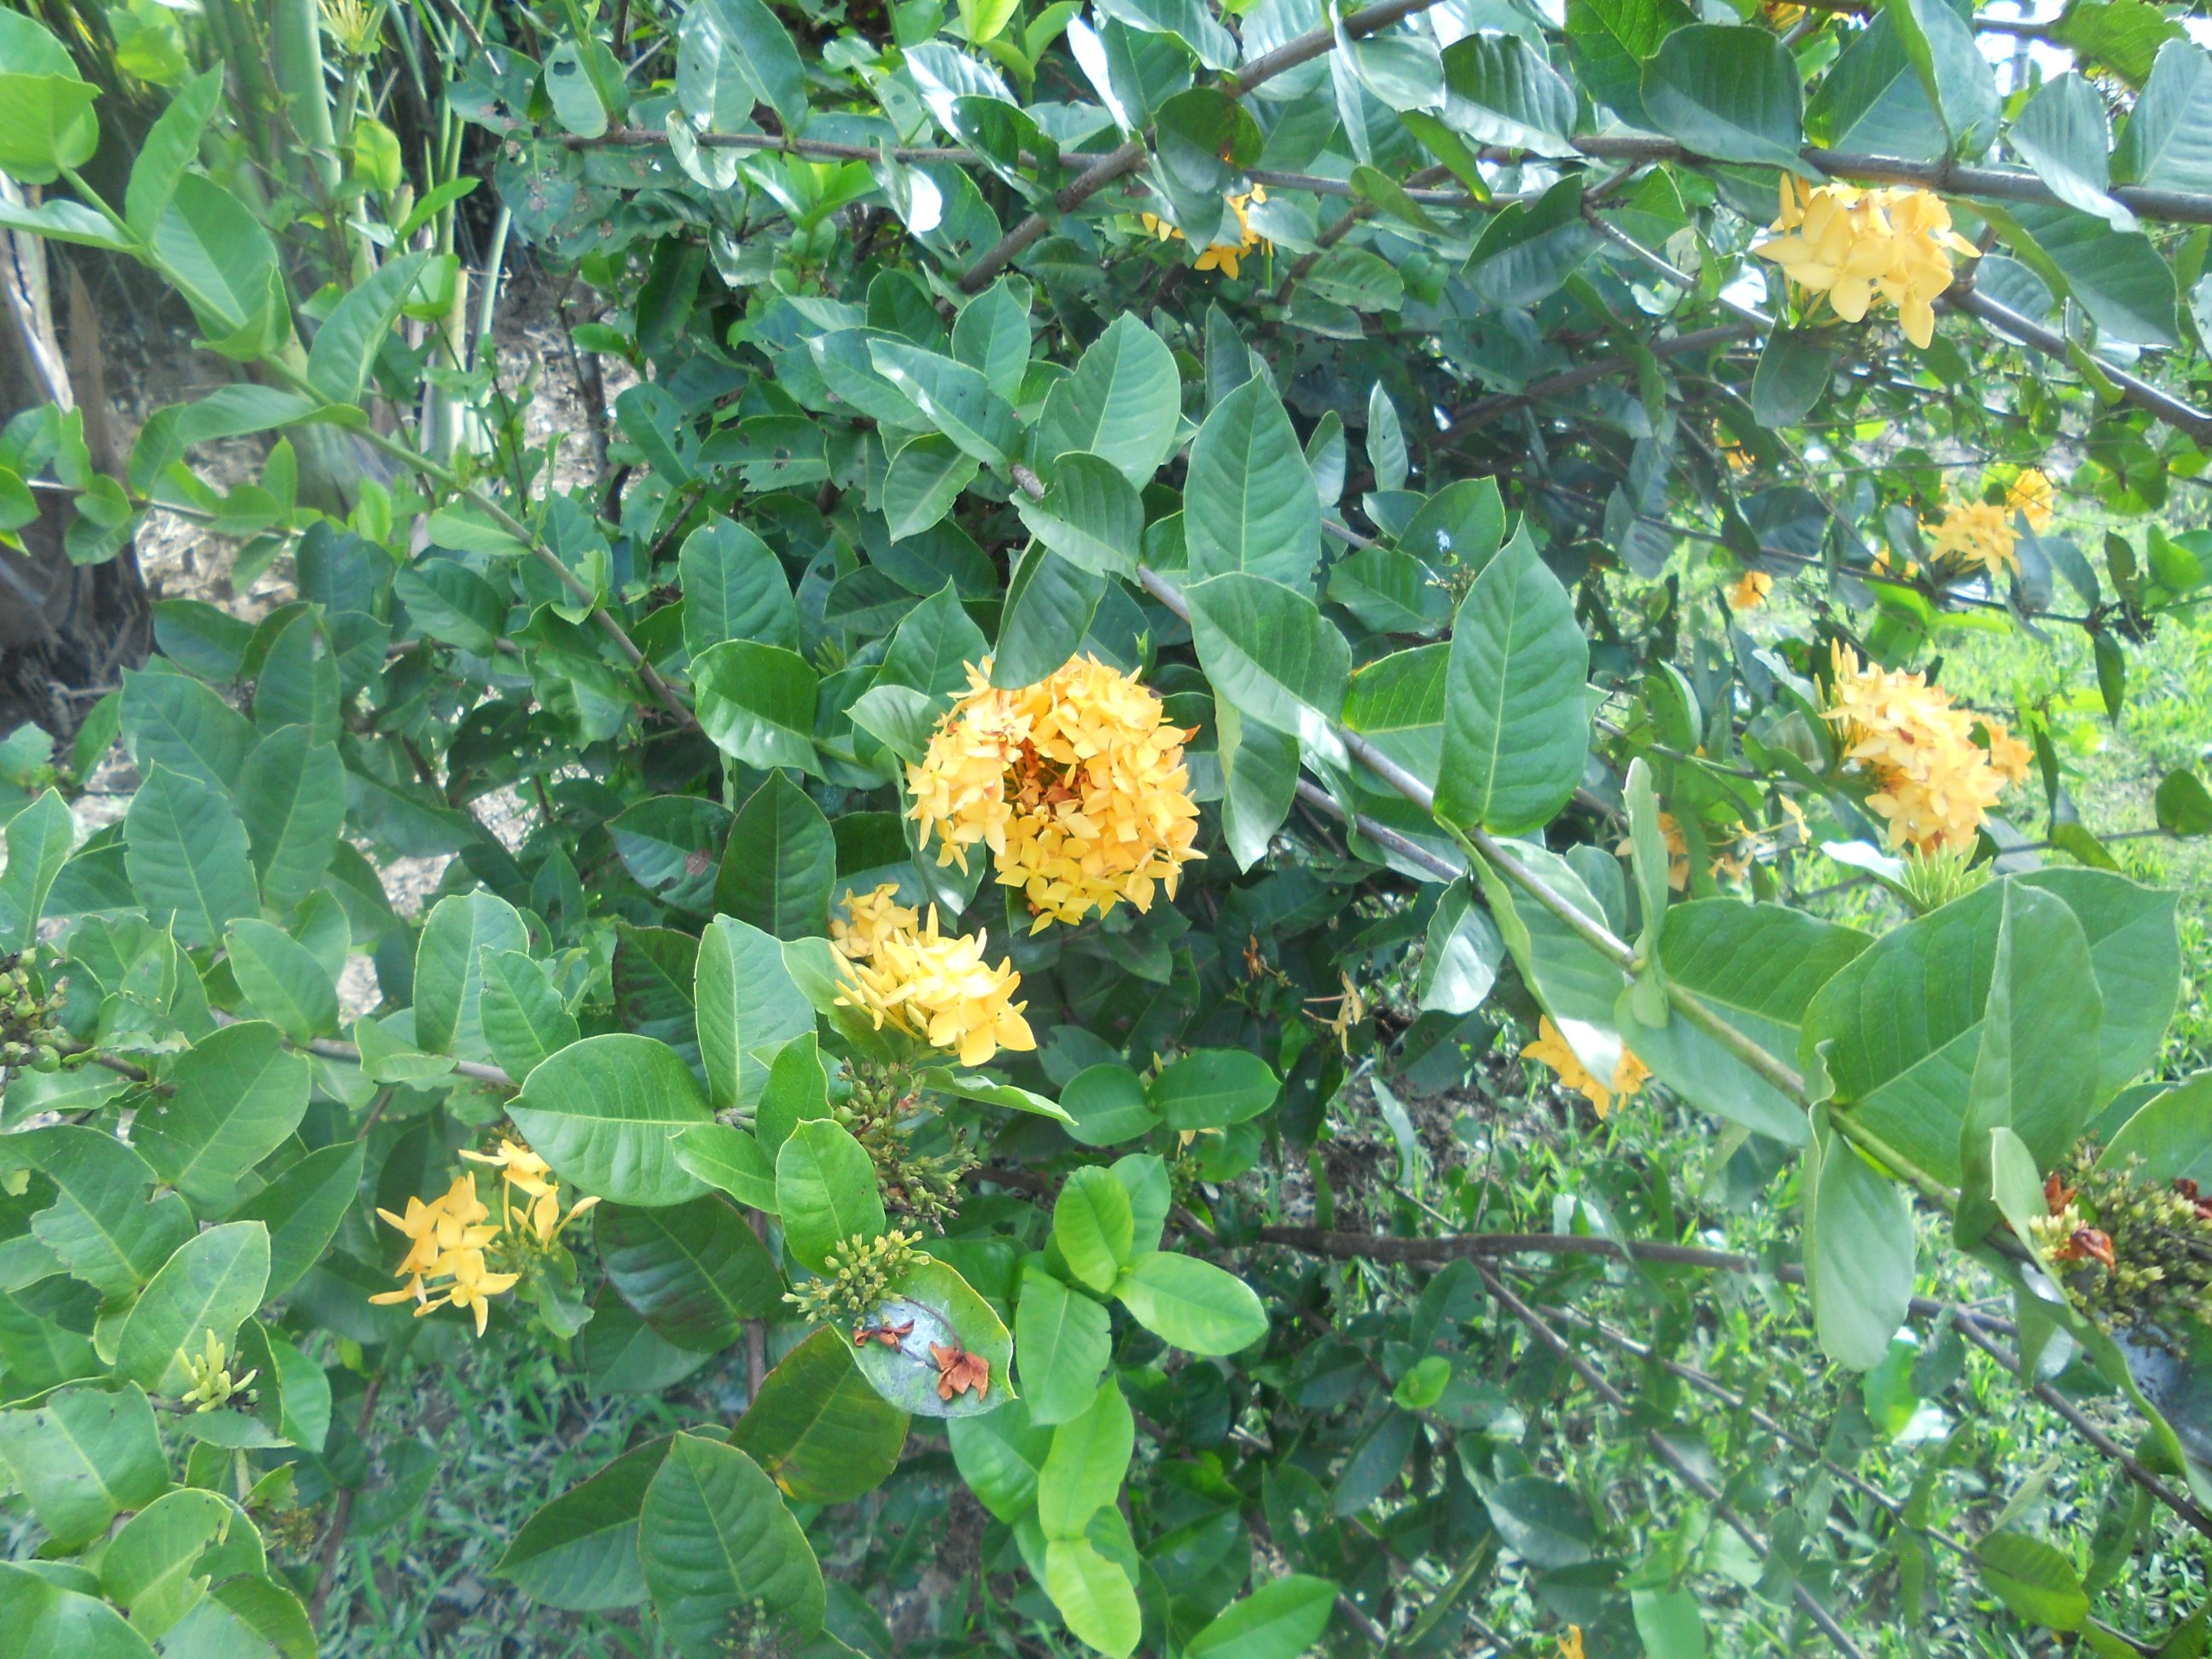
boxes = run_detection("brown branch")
[1441,323,1761,439]
[1943,285,2212,445]
[309,1373,385,1625]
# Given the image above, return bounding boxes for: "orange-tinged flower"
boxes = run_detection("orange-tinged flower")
[1822,642,2026,853]
[909,655,1202,930]
[1755,177,1975,348]
[1728,570,1773,611]
[1924,499,2018,580]
[929,1341,991,1401]
[835,899,1037,1067]
[1522,1016,1650,1121]
[2006,468,2056,531]
[1558,1630,1586,1659]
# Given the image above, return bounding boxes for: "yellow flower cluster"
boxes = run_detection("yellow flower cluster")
[1727,570,1773,611]
[1822,643,2034,853]
[370,1139,597,1335]
[1139,185,1272,279]
[909,656,1201,931]
[2007,468,2056,530]
[1522,1016,1650,1121]
[1924,499,2019,580]
[1755,177,1976,348]
[834,888,1037,1067]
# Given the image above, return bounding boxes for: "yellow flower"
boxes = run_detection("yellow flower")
[909,655,1202,931]
[1727,570,1773,611]
[436,1249,521,1337]
[832,882,920,960]
[1144,187,1271,278]
[835,900,1037,1068]
[369,1138,593,1336]
[1766,1,1807,24]
[1522,1016,1650,1120]
[1755,177,1976,348]
[1138,212,1184,244]
[1924,499,2018,579]
[1558,1630,1586,1659]
[1822,642,2029,853]
[2006,468,2056,531]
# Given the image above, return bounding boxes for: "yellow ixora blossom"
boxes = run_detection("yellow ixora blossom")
[909,655,1202,931]
[2006,468,2056,531]
[1727,569,1773,611]
[1558,1629,1587,1659]
[1522,1016,1650,1121]
[835,890,1037,1068]
[370,1138,597,1335]
[1755,177,1976,348]
[1140,185,1272,279]
[1822,642,2033,854]
[1923,498,2018,580]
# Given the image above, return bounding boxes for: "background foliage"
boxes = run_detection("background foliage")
[5,0,2212,1652]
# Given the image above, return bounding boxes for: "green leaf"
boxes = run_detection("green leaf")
[2155,766,2212,834]
[495,1438,671,1611]
[731,1327,911,1503]
[695,915,818,1114]
[1877,0,2001,153]
[509,1033,714,1207]
[114,1220,271,1394]
[950,279,1031,401]
[0,15,100,185]
[1999,202,2180,348]
[1186,1575,1341,1659]
[1631,1588,1709,1659]
[1326,547,1451,637]
[916,1068,1074,1124]
[671,1122,780,1211]
[236,725,345,912]
[1976,1530,2088,1632]
[1419,879,1504,1015]
[1112,1253,1266,1354]
[227,1142,362,1301]
[1439,34,1575,156]
[101,1487,238,1639]
[693,641,821,775]
[0,788,73,952]
[413,890,529,1061]
[777,1118,888,1273]
[130,387,324,498]
[1482,1476,1593,1568]
[947,1393,1054,1521]
[1185,377,1321,588]
[675,0,809,131]
[155,1573,312,1657]
[719,771,835,941]
[1433,531,1590,837]
[1150,1050,1280,1130]
[1060,1064,1161,1148]
[867,339,1018,471]
[1216,701,1300,873]
[2011,73,2132,230]
[1802,1107,1912,1370]
[1640,25,1807,172]
[0,1384,168,1548]
[124,764,261,949]
[1015,451,1143,580]
[1038,1377,1134,1539]
[306,252,429,405]
[1185,573,1350,759]
[225,918,338,1042]
[153,174,286,358]
[2113,40,2212,189]
[1044,1537,1140,1659]
[611,796,732,916]
[640,1435,827,1656]
[600,1195,780,1351]
[1016,1266,1114,1425]
[994,544,1107,690]
[135,1020,310,1211]
[477,948,581,1083]
[1053,1167,1136,1294]
[8,1126,192,1298]
[1750,327,1834,428]
[874,579,991,697]
[1033,314,1181,487]
[1565,0,1692,129]
[680,517,800,657]
[884,434,980,539]
[2098,1073,2212,1185]
[0,1563,155,1656]
[847,1255,1016,1418]
[393,560,504,655]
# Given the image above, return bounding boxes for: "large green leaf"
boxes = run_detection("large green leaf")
[124,765,261,948]
[1639,25,1807,171]
[114,1221,271,1394]
[124,67,223,239]
[1185,377,1321,589]
[730,1327,911,1502]
[0,14,99,185]
[1440,34,1575,156]
[1433,532,1590,836]
[228,1141,363,1301]
[1802,1108,1913,1370]
[674,0,808,130]
[153,174,286,358]
[0,788,73,952]
[100,1487,239,1640]
[0,1563,155,1657]
[226,918,339,1042]
[1112,1254,1266,1355]
[7,1126,192,1299]
[2000,201,2181,348]
[1877,0,2000,154]
[776,1118,888,1273]
[1184,573,1350,758]
[639,1435,826,1655]
[129,387,325,498]
[692,641,821,774]
[883,434,980,539]
[695,915,818,1113]
[2113,40,2212,189]
[679,517,800,656]
[1014,452,1143,581]
[134,1020,309,1211]
[1016,1267,1114,1426]
[599,1195,781,1351]
[2010,73,2132,230]
[236,725,346,912]
[0,1384,167,1547]
[867,340,1018,470]
[1186,1575,1341,1659]
[413,890,529,1060]
[306,253,429,405]
[994,544,1107,689]
[1564,0,1692,129]
[947,1392,1054,1520]
[1150,1049,1280,1129]
[495,1438,671,1611]
[1216,701,1300,872]
[1044,1537,1140,1659]
[1052,1167,1136,1294]
[1976,1530,2089,1632]
[718,771,835,941]
[509,1034,714,1206]
[1037,1377,1134,1540]
[1033,314,1182,487]
[477,949,581,1083]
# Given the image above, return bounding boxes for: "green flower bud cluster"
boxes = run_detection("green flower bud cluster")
[1897,843,1990,915]
[2035,1150,2212,1351]
[176,1328,260,1412]
[0,949,68,1074]
[782,1227,923,1326]
[836,1066,976,1231]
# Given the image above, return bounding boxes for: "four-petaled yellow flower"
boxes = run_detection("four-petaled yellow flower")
[1755,177,1976,348]
[1522,1016,1650,1121]
[2006,468,2056,531]
[1140,185,1272,279]
[1728,570,1773,611]
[1822,642,2034,853]
[1924,499,2018,580]
[1558,1629,1586,1659]
[835,890,1037,1067]
[909,655,1202,931]
[370,1138,597,1336]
